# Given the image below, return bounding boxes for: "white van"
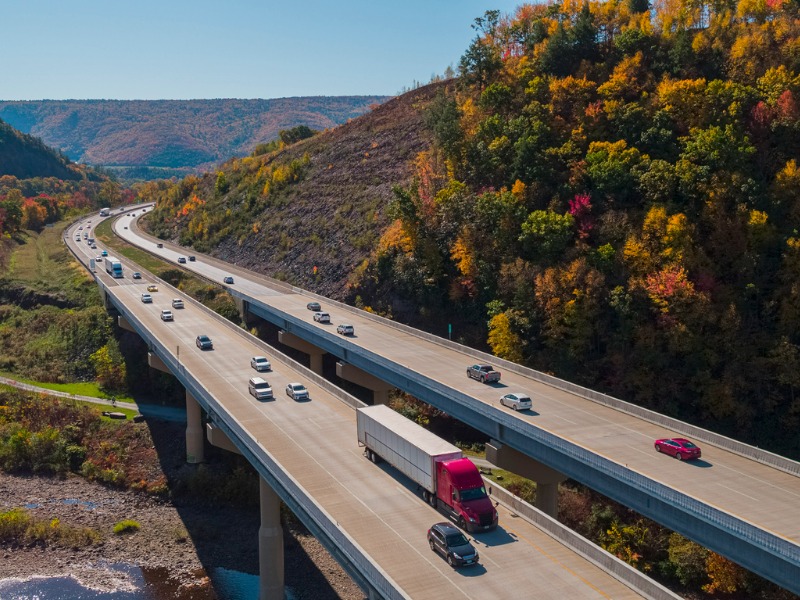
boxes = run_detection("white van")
[248,377,273,400]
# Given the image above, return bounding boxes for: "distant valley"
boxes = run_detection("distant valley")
[0,96,389,180]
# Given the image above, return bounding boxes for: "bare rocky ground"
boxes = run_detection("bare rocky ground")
[0,469,363,599]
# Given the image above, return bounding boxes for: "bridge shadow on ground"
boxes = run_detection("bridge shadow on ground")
[144,416,356,599]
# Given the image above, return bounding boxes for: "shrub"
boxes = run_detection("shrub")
[113,519,140,535]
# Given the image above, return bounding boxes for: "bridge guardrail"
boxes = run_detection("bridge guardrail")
[291,287,800,478]
[487,480,682,600]
[101,284,407,600]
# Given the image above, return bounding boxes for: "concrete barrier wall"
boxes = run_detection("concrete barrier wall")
[486,479,682,600]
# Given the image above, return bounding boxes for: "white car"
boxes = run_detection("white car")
[499,392,532,411]
[171,299,184,309]
[313,312,331,323]
[285,383,309,401]
[141,293,153,303]
[250,356,271,372]
[160,310,173,321]
[336,324,354,336]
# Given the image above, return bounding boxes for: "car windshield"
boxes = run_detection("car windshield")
[445,533,469,547]
[254,382,269,389]
[460,486,487,501]
[199,336,209,342]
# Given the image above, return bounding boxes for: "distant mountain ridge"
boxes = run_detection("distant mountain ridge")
[0,117,81,180]
[0,97,389,180]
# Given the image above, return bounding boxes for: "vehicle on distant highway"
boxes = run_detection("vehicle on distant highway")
[466,364,501,383]
[427,522,479,568]
[178,257,186,264]
[313,312,330,323]
[188,255,196,262]
[223,276,234,284]
[285,382,309,400]
[147,284,158,292]
[99,207,110,216]
[336,324,354,336]
[499,393,532,411]
[171,299,184,309]
[101,250,108,257]
[655,438,701,461]
[104,257,124,279]
[306,301,321,311]
[140,293,152,303]
[195,335,213,350]
[132,272,142,279]
[160,310,173,321]
[157,243,163,248]
[251,356,271,372]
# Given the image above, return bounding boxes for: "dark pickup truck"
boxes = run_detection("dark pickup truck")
[467,364,501,383]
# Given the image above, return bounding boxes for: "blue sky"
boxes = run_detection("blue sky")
[2,0,520,101]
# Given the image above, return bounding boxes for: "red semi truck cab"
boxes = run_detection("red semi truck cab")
[437,458,498,533]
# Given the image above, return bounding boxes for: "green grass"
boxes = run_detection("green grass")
[113,519,140,534]
[0,371,133,402]
[6,223,68,282]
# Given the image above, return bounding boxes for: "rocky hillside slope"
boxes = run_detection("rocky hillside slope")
[142,82,444,298]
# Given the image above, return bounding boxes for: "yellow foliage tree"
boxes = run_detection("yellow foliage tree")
[487,312,524,363]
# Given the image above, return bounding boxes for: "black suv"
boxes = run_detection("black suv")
[426,522,479,567]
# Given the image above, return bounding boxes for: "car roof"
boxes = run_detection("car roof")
[431,522,459,534]
[253,356,268,361]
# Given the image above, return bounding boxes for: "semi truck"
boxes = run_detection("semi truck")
[99,207,111,216]
[105,257,123,278]
[357,404,498,533]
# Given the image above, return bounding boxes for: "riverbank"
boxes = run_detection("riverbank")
[0,462,362,599]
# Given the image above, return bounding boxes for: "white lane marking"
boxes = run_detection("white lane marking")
[716,483,767,503]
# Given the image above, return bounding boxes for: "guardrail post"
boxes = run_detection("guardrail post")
[259,477,284,600]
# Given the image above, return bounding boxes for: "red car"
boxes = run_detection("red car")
[654,438,701,461]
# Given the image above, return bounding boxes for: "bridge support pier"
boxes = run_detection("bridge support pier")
[486,440,566,518]
[278,331,325,375]
[186,392,205,464]
[259,478,284,600]
[336,362,394,405]
[117,315,136,333]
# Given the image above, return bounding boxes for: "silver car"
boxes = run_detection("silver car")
[250,356,271,372]
[285,382,309,401]
[499,392,532,411]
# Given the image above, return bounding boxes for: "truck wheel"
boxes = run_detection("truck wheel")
[459,517,467,531]
[428,494,437,508]
[370,450,380,464]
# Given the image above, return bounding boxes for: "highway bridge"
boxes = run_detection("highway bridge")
[69,205,800,596]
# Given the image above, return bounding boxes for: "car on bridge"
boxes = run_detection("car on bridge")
[132,272,142,279]
[654,438,701,461]
[285,382,309,401]
[336,324,354,336]
[427,522,479,568]
[223,276,235,284]
[313,312,331,323]
[157,243,163,248]
[467,364,501,383]
[160,310,173,321]
[177,256,186,264]
[147,284,158,292]
[196,335,213,350]
[171,299,184,309]
[248,377,273,400]
[101,250,108,256]
[500,392,532,411]
[140,293,152,303]
[251,356,271,372]
[188,255,196,262]
[306,301,322,311]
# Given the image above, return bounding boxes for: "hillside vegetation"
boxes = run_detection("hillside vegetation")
[138,88,441,296]
[136,0,800,461]
[0,97,389,180]
[0,118,82,181]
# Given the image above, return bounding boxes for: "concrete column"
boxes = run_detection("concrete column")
[336,362,393,405]
[185,392,204,464]
[117,315,136,333]
[278,331,326,375]
[259,478,284,600]
[486,440,566,518]
[147,351,169,373]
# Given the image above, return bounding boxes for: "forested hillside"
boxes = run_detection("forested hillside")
[137,1,800,460]
[357,2,800,459]
[0,118,80,181]
[0,97,388,180]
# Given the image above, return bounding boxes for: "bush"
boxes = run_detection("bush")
[113,519,140,535]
